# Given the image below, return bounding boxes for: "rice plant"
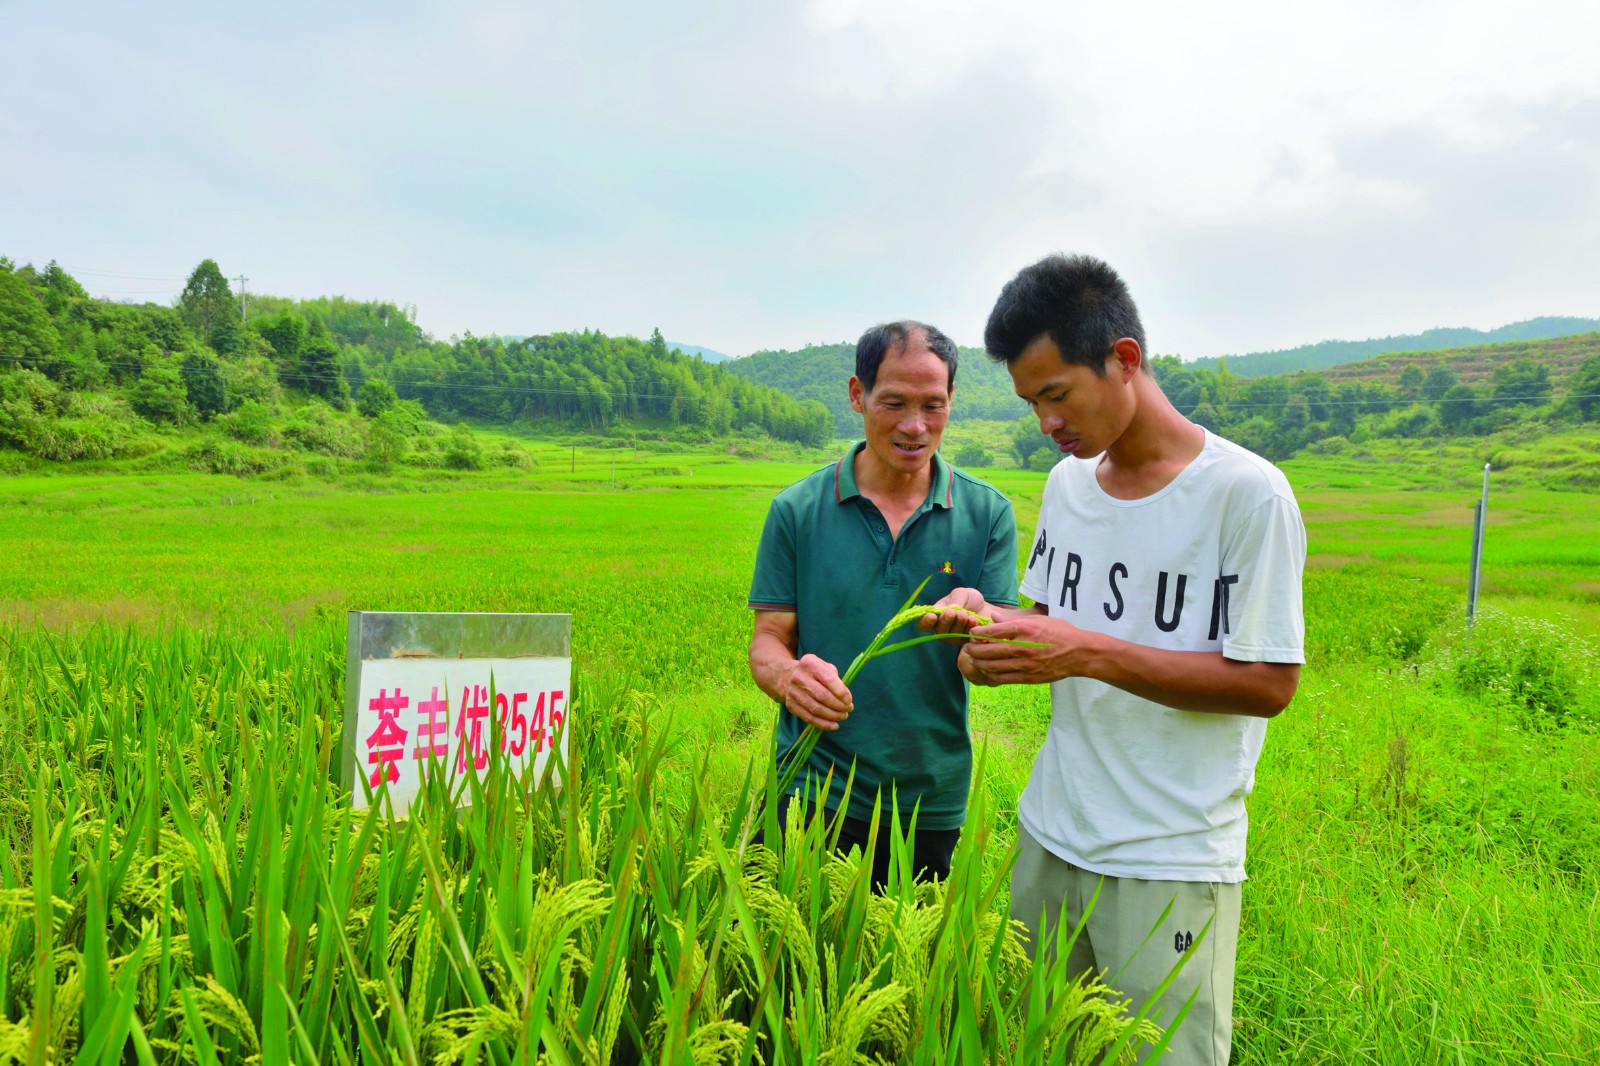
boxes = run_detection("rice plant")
[771,575,1045,802]
[0,622,1161,1063]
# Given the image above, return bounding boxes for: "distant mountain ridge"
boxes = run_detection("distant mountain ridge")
[1190,316,1600,378]
[667,341,734,363]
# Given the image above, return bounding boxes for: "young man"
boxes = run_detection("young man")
[747,320,1019,885]
[925,256,1305,1064]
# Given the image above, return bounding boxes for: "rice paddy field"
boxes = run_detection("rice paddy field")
[0,439,1597,1063]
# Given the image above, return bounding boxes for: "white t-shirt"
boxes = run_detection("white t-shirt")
[1017,430,1305,883]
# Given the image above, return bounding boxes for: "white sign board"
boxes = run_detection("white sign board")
[343,612,572,818]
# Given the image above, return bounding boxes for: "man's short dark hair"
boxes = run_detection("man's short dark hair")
[983,255,1147,376]
[856,321,959,392]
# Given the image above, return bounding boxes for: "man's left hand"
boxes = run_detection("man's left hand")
[959,613,1085,686]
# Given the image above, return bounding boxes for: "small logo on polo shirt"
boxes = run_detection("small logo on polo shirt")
[940,561,955,574]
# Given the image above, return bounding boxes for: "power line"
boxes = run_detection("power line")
[6,262,189,282]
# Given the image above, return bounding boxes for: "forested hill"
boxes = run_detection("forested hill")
[8,254,1597,474]
[1310,331,1600,389]
[730,329,1600,467]
[1187,316,1600,378]
[231,290,831,441]
[0,257,835,465]
[1146,330,1600,464]
[728,342,1030,430]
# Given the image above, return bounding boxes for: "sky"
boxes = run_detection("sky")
[3,0,1598,359]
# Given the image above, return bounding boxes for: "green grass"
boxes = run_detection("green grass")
[0,441,1597,1061]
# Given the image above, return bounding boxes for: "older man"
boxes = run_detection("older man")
[748,320,1018,885]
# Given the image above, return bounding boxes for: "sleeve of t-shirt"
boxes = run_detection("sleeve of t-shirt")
[1220,491,1306,663]
[976,499,1020,608]
[1018,475,1057,607]
[747,498,798,612]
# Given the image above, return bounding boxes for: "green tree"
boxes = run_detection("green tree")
[1397,364,1425,402]
[1437,383,1482,430]
[181,349,229,419]
[178,259,239,342]
[380,399,431,437]
[1298,376,1333,421]
[222,400,277,445]
[208,317,251,357]
[255,311,307,372]
[356,377,398,419]
[129,360,193,425]
[1564,353,1600,421]
[299,336,351,407]
[1376,403,1440,439]
[444,423,484,469]
[1190,400,1223,432]
[704,393,734,436]
[1490,358,1551,409]
[0,263,61,368]
[225,356,282,407]
[797,400,833,446]
[1424,363,1460,400]
[1025,443,1060,472]
[1239,376,1289,412]
[1227,416,1278,459]
[367,417,408,470]
[37,261,88,317]
[1010,416,1042,467]
[954,442,992,467]
[0,370,65,450]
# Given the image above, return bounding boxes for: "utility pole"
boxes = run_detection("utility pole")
[234,275,249,321]
[1467,463,1490,627]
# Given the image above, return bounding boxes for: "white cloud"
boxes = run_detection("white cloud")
[801,0,1600,230]
[2,0,1596,356]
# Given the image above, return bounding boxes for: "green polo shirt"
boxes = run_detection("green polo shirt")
[748,443,1019,830]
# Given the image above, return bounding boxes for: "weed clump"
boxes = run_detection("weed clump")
[1428,607,1599,726]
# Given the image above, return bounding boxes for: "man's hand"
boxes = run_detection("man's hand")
[778,653,854,730]
[750,610,854,730]
[958,611,1081,686]
[957,608,1301,717]
[918,586,996,640]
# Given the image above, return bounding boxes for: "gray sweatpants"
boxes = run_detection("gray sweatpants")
[1010,824,1242,1066]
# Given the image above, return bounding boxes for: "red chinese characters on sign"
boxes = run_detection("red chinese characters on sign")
[414,686,450,763]
[455,684,491,773]
[351,652,572,817]
[365,688,410,787]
